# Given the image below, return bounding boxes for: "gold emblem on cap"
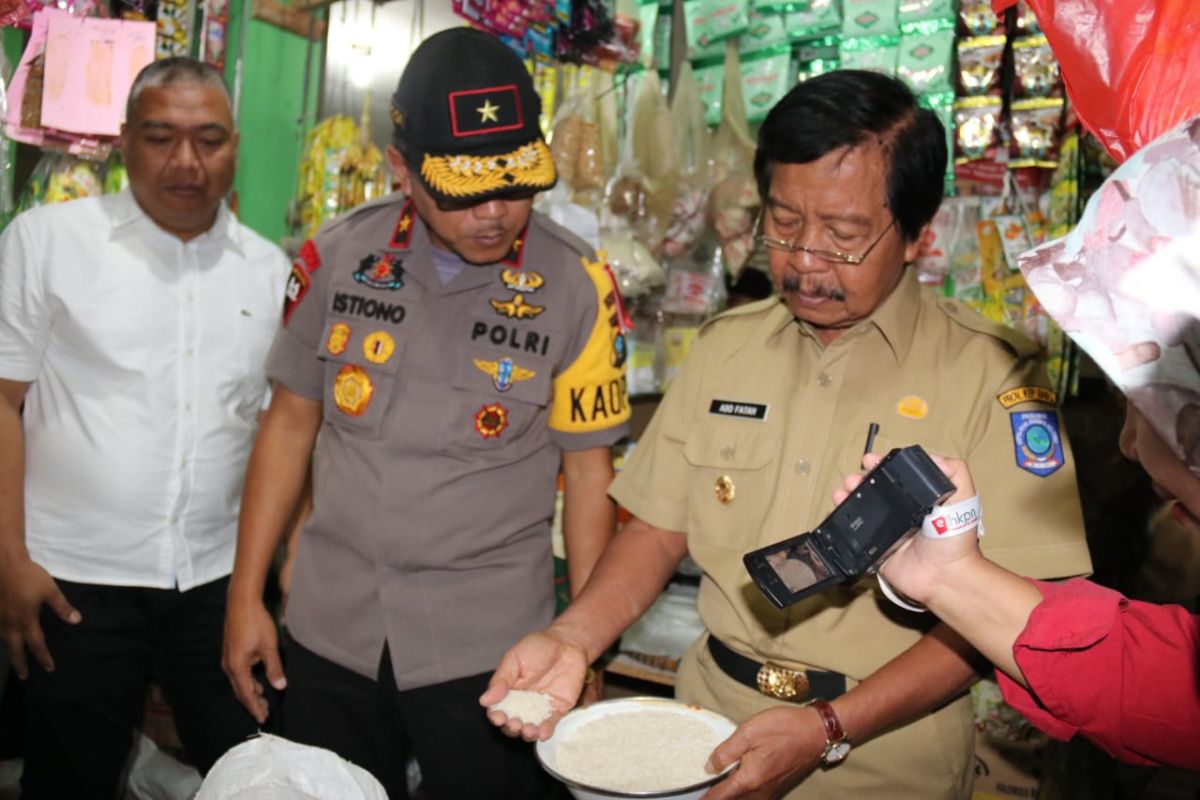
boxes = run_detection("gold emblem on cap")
[897,395,929,420]
[325,322,350,356]
[390,107,404,127]
[715,475,735,505]
[363,331,396,365]
[420,141,556,199]
[333,365,374,417]
[477,99,500,123]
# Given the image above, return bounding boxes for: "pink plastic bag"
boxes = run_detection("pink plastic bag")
[993,0,1200,162]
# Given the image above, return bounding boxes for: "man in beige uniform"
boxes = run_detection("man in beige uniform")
[223,29,629,799]
[485,70,1090,799]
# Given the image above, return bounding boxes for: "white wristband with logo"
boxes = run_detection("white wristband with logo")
[921,496,984,539]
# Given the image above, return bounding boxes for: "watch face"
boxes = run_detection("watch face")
[823,740,851,764]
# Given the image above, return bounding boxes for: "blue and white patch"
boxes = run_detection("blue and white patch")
[1010,411,1065,477]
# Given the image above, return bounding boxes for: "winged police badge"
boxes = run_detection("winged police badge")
[474,357,536,392]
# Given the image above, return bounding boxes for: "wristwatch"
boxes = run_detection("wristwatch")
[810,699,851,765]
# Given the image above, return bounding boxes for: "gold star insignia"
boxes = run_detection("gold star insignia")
[477,99,500,124]
[397,215,412,233]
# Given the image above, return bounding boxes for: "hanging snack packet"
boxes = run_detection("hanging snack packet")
[1011,34,1059,99]
[953,96,1003,164]
[957,35,1005,96]
[840,35,900,78]
[897,20,955,95]
[693,56,725,126]
[958,0,1001,36]
[898,0,955,25]
[1009,97,1064,169]
[786,0,840,40]
[683,0,722,60]
[795,35,840,82]
[741,11,787,54]
[740,45,792,123]
[702,0,750,43]
[842,0,899,38]
[1012,0,1040,35]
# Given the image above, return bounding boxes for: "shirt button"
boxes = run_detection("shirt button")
[817,372,833,387]
[794,459,810,475]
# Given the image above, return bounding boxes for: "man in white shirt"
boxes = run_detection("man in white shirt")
[0,57,289,797]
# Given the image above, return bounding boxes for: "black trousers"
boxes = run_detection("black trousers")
[21,577,258,800]
[283,635,568,800]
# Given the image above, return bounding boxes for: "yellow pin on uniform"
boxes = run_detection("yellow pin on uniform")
[334,365,374,416]
[325,322,351,356]
[363,331,396,364]
[897,395,929,420]
[715,475,736,504]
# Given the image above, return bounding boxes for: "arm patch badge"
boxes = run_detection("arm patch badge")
[1010,410,1065,477]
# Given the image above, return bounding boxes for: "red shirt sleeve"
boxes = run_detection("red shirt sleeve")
[996,578,1200,769]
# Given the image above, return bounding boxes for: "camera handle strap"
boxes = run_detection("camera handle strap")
[877,495,985,613]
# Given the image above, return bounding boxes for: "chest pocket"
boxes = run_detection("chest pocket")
[317,316,407,439]
[440,344,553,455]
[683,422,782,551]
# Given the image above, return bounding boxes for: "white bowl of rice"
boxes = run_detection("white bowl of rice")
[535,696,738,799]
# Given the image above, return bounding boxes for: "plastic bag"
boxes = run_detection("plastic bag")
[992,0,1200,163]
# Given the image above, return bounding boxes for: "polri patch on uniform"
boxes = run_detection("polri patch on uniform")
[1010,411,1065,477]
[354,253,404,291]
[474,357,535,392]
[333,365,374,417]
[325,322,351,355]
[708,399,768,421]
[998,386,1057,409]
[387,200,415,250]
[474,403,509,438]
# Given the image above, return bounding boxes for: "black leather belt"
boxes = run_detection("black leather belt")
[707,636,846,703]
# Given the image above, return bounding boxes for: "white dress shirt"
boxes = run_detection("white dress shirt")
[0,189,289,590]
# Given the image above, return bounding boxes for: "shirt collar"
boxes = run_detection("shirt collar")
[111,187,243,255]
[768,267,921,360]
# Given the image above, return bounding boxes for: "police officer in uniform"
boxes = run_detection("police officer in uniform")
[223,28,629,799]
[485,71,1092,800]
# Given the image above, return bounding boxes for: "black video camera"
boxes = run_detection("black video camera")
[743,445,954,609]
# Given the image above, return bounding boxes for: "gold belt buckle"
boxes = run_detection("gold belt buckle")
[756,661,810,702]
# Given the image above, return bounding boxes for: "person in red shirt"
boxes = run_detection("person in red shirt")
[834,116,1200,772]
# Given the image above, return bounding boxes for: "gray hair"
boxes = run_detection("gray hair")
[125,57,233,123]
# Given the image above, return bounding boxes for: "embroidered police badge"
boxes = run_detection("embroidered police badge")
[500,268,544,293]
[354,253,404,291]
[363,331,396,365]
[1010,410,1065,476]
[325,322,351,356]
[474,403,509,438]
[474,357,535,392]
[490,293,544,319]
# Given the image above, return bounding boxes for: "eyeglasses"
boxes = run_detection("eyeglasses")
[753,212,897,265]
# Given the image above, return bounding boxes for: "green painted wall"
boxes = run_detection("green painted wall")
[226,5,324,247]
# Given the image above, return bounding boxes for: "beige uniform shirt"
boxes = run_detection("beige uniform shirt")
[610,268,1091,680]
[269,194,630,688]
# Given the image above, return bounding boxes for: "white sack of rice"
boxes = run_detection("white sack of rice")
[553,710,720,792]
[489,689,555,726]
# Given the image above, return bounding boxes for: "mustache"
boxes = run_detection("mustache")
[780,276,846,301]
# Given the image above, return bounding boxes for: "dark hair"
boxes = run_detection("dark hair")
[126,57,232,124]
[753,70,946,243]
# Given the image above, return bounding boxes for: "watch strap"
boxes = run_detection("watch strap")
[810,699,850,763]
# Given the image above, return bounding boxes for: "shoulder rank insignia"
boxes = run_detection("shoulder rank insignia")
[284,239,322,325]
[501,230,527,267]
[354,253,404,291]
[490,293,544,319]
[474,357,536,392]
[474,403,509,438]
[333,365,374,417]
[1010,410,1065,477]
[387,200,415,250]
[500,268,544,293]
